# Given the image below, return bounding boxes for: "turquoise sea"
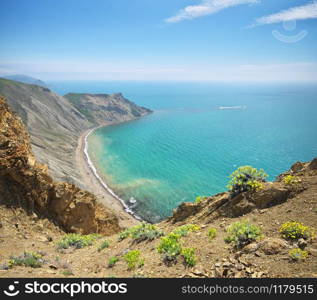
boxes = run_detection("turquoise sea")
[50,81,317,222]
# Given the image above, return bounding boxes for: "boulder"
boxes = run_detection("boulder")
[290,161,306,173]
[259,238,289,255]
[251,183,290,209]
[308,158,317,170]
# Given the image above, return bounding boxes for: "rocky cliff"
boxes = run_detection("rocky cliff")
[64,92,151,125]
[0,78,151,188]
[0,96,120,235]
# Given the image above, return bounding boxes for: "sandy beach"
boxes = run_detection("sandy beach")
[76,127,140,228]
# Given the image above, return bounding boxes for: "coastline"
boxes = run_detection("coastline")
[76,125,141,228]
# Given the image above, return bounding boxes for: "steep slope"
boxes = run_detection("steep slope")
[64,93,151,125]
[0,78,91,186]
[0,95,121,235]
[0,78,152,188]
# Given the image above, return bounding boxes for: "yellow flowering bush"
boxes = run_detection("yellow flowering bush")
[283,175,300,185]
[172,224,200,237]
[279,221,315,240]
[289,248,308,261]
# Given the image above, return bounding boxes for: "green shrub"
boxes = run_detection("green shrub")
[224,221,262,248]
[208,228,217,240]
[57,233,101,249]
[123,250,144,270]
[118,228,131,241]
[61,269,73,276]
[283,175,300,185]
[157,233,182,262]
[172,224,200,237]
[181,248,197,267]
[279,221,315,240]
[8,252,43,268]
[118,223,163,242]
[195,196,207,204]
[108,256,119,268]
[227,166,267,196]
[289,248,308,261]
[130,223,163,242]
[98,240,109,252]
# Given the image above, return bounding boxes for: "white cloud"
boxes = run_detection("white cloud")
[165,0,259,23]
[255,1,317,25]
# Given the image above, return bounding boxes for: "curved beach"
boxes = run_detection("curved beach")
[76,126,140,228]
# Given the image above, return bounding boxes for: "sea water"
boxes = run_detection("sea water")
[50,81,317,222]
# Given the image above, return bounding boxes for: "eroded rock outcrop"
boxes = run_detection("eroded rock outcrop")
[0,96,120,235]
[170,158,316,224]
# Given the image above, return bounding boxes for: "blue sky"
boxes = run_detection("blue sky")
[0,0,316,81]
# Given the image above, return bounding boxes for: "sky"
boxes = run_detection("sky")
[0,0,317,81]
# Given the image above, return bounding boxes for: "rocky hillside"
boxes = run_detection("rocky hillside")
[0,95,120,235]
[0,78,151,187]
[0,99,316,277]
[64,93,151,125]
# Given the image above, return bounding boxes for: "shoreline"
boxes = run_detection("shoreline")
[76,125,141,228]
[83,127,144,221]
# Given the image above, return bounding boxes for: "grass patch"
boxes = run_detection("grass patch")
[123,250,144,270]
[108,256,119,268]
[207,228,217,240]
[172,224,200,237]
[225,220,262,248]
[57,233,101,249]
[61,269,74,276]
[98,240,110,252]
[118,223,163,242]
[8,252,43,268]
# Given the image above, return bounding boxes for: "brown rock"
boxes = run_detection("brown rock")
[171,202,200,222]
[243,242,260,254]
[259,238,288,255]
[308,158,317,170]
[290,161,306,172]
[252,183,291,209]
[298,238,307,249]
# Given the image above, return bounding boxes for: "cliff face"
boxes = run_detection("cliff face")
[64,92,151,125]
[0,78,151,188]
[169,158,317,225]
[0,96,121,235]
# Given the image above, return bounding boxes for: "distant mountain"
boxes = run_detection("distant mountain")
[64,92,152,124]
[2,74,48,88]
